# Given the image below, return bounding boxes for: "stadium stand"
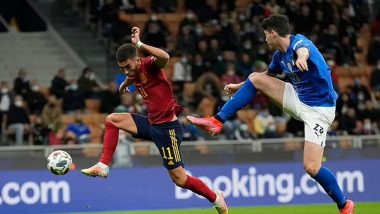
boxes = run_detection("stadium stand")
[0,0,379,149]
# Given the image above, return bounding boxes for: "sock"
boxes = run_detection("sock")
[97,162,108,169]
[313,167,347,209]
[216,79,257,122]
[99,121,119,166]
[183,175,217,203]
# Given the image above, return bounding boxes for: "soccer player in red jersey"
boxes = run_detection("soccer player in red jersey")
[81,27,228,214]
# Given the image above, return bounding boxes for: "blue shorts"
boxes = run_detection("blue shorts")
[131,114,184,170]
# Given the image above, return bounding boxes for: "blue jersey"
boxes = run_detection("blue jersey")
[268,34,338,107]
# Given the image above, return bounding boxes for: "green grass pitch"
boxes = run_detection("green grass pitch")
[74,202,380,214]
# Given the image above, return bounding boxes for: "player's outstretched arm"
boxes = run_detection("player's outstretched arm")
[119,78,133,94]
[130,26,169,68]
[295,47,309,71]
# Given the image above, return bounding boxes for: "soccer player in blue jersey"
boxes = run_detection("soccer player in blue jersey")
[187,14,355,214]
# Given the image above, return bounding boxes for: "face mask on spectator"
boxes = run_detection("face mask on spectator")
[181,57,187,63]
[186,12,193,19]
[32,85,39,92]
[364,121,371,131]
[1,88,8,94]
[70,84,78,90]
[15,100,23,107]
[150,15,158,21]
[89,73,95,80]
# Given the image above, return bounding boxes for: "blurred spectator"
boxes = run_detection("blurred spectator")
[172,54,192,103]
[117,0,145,13]
[213,51,237,77]
[358,100,380,122]
[27,80,47,115]
[370,60,380,91]
[267,117,292,139]
[351,78,371,111]
[41,95,63,134]
[151,0,177,13]
[224,119,254,140]
[176,25,197,54]
[294,4,313,35]
[371,12,380,36]
[336,92,355,117]
[208,39,222,64]
[368,36,380,65]
[191,53,205,81]
[13,68,30,99]
[5,95,30,145]
[253,107,275,138]
[193,71,223,115]
[31,116,49,145]
[178,10,198,33]
[142,15,168,49]
[0,81,14,138]
[63,112,91,144]
[78,67,104,98]
[112,13,132,46]
[249,0,265,18]
[237,53,254,79]
[222,63,243,86]
[63,80,85,113]
[101,81,121,113]
[339,107,357,135]
[114,93,138,113]
[50,68,68,99]
[193,1,218,23]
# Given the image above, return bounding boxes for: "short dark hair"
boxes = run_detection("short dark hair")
[261,14,290,37]
[116,43,138,62]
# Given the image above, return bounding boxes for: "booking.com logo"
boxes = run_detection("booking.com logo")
[0,181,70,206]
[176,167,364,203]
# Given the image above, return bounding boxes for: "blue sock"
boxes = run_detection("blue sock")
[216,79,257,122]
[313,167,347,209]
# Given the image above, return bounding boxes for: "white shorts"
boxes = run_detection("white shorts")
[283,83,335,146]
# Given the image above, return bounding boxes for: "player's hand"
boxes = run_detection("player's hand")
[295,57,308,71]
[119,84,130,94]
[131,27,141,45]
[224,83,241,97]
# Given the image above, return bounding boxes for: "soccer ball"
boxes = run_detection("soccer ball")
[47,150,72,175]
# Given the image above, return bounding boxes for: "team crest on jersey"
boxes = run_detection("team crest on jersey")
[140,73,147,84]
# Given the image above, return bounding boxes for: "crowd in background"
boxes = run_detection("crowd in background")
[1,0,380,146]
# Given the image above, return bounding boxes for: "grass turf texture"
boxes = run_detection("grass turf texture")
[73,202,380,214]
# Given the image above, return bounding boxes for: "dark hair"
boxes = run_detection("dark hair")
[261,14,290,37]
[116,43,138,62]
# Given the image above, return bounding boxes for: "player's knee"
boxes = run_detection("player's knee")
[173,177,186,187]
[303,163,320,176]
[106,113,130,123]
[105,114,113,123]
[170,172,187,187]
[248,72,265,88]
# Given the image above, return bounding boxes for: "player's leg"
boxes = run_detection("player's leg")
[187,72,285,135]
[304,141,354,213]
[151,121,228,213]
[168,166,228,214]
[81,113,150,178]
[301,107,355,213]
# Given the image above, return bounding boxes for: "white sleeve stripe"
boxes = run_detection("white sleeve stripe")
[293,40,303,50]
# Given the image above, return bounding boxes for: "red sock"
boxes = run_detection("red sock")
[183,175,217,202]
[99,121,119,165]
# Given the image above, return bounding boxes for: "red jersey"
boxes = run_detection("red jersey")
[133,56,182,124]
